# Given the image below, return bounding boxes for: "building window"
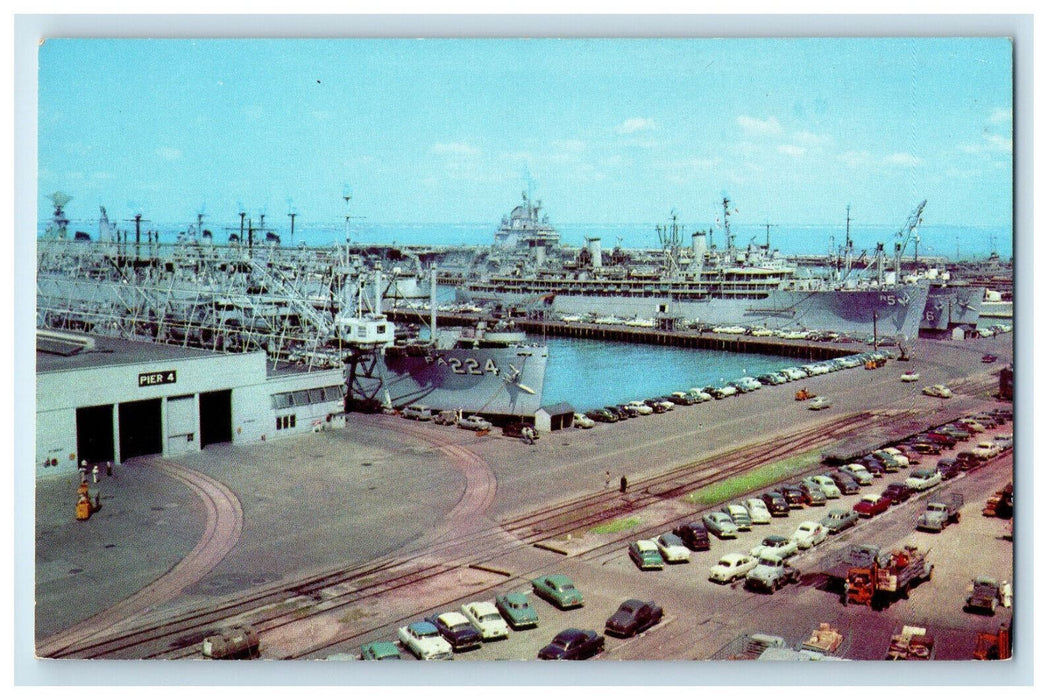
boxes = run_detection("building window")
[276,414,297,430]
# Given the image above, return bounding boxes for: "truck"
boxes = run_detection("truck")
[964,576,1001,616]
[886,625,936,661]
[745,555,802,594]
[202,625,260,659]
[845,544,933,609]
[916,493,964,532]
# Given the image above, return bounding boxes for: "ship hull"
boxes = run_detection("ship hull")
[455,283,931,339]
[363,344,548,418]
[921,285,984,330]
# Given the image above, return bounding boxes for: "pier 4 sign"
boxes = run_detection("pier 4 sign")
[139,370,177,387]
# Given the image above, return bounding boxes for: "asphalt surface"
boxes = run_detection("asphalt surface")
[33,331,1016,664]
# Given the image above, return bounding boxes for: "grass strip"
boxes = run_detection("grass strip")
[588,517,641,534]
[685,448,825,507]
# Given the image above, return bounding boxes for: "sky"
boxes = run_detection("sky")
[37,37,1013,228]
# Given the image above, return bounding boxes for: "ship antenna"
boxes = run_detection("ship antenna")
[722,196,734,250]
[287,198,297,246]
[845,204,853,249]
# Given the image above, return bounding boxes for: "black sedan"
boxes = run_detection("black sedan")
[827,471,861,495]
[424,612,482,652]
[586,409,618,424]
[537,628,605,660]
[760,491,790,517]
[605,405,630,420]
[604,599,664,638]
[778,484,808,508]
[672,521,711,551]
[881,482,913,505]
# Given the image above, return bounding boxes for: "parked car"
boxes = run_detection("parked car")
[623,400,654,416]
[605,405,630,420]
[495,592,539,630]
[432,410,458,426]
[573,413,596,429]
[972,442,1001,460]
[803,475,842,499]
[760,491,790,516]
[672,521,711,551]
[644,397,674,413]
[687,388,713,402]
[721,503,754,530]
[827,471,861,495]
[537,628,604,660]
[401,404,433,421]
[859,454,892,476]
[397,621,454,660]
[653,533,691,563]
[604,599,664,638]
[839,464,875,486]
[709,553,759,583]
[910,439,943,455]
[955,419,986,434]
[936,458,961,480]
[702,512,739,539]
[875,448,910,468]
[893,444,922,464]
[900,371,920,382]
[981,354,999,363]
[628,539,664,570]
[667,391,693,405]
[360,640,402,660]
[742,497,773,524]
[881,482,914,505]
[905,467,941,491]
[938,425,971,442]
[457,415,492,432]
[586,408,618,424]
[956,451,982,470]
[750,534,799,560]
[808,396,833,410]
[820,507,859,534]
[791,521,829,550]
[531,574,584,609]
[922,384,953,398]
[424,612,483,652]
[460,601,510,641]
[778,484,808,509]
[853,493,893,518]
[798,480,828,506]
[745,554,802,594]
[702,386,726,400]
[922,431,957,448]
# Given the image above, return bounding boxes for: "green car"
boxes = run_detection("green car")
[495,591,539,629]
[360,640,402,660]
[531,574,584,610]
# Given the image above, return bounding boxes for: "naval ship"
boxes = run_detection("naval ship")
[35,193,548,418]
[455,196,940,340]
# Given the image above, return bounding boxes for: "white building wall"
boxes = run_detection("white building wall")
[36,408,77,477]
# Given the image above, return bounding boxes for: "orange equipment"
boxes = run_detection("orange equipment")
[795,388,816,401]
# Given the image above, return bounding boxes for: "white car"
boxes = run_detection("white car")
[402,404,433,421]
[958,419,986,433]
[653,533,692,563]
[457,415,492,431]
[808,396,832,410]
[708,553,759,583]
[972,442,1001,460]
[803,475,841,499]
[397,621,454,660]
[900,371,920,382]
[459,601,510,641]
[688,388,713,402]
[750,534,798,560]
[874,448,909,467]
[791,521,829,550]
[840,464,874,485]
[922,384,953,398]
[905,467,941,491]
[742,497,773,525]
[624,400,654,416]
[717,385,738,398]
[573,413,596,429]
[782,367,808,381]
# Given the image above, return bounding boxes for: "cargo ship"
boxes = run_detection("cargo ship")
[456,197,932,340]
[35,194,547,418]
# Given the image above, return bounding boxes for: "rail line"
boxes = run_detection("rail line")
[47,408,918,660]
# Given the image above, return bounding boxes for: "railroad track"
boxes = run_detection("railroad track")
[45,408,918,660]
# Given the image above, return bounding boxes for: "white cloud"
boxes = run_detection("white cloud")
[430,142,481,157]
[736,115,783,137]
[883,152,922,167]
[778,144,806,157]
[988,108,1012,124]
[793,130,830,146]
[156,147,182,161]
[837,151,871,167]
[616,117,656,134]
[984,134,1013,153]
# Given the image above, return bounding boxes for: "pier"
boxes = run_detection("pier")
[386,309,870,361]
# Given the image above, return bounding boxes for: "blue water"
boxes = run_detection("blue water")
[47,219,1013,263]
[535,335,796,410]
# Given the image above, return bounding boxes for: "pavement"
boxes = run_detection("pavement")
[31,330,1015,651]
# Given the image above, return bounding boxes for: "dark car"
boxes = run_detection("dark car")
[797,480,828,507]
[971,413,1001,428]
[761,491,790,517]
[666,393,692,406]
[881,482,913,505]
[703,386,726,400]
[827,471,861,495]
[956,451,983,470]
[937,458,961,480]
[537,628,605,660]
[672,521,711,551]
[778,484,807,509]
[910,440,943,455]
[604,599,664,638]
[424,612,483,652]
[605,405,630,420]
[617,403,639,418]
[644,398,672,413]
[982,353,998,363]
[586,409,618,424]
[502,422,538,438]
[922,432,957,448]
[894,444,922,464]
[757,373,780,385]
[937,425,971,441]
[859,455,890,476]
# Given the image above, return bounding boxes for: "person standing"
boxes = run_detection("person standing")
[605,470,611,489]
[91,463,99,483]
[619,475,628,493]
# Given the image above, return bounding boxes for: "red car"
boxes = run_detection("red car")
[852,493,892,518]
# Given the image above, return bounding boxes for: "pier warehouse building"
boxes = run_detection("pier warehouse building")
[35,330,345,477]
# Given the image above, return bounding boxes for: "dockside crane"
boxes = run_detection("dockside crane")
[893,200,927,278]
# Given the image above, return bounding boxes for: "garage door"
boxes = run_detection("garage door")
[118,398,162,460]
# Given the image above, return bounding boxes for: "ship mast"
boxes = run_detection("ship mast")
[722,196,735,251]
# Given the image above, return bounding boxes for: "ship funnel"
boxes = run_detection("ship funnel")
[588,237,602,270]
[692,231,706,268]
